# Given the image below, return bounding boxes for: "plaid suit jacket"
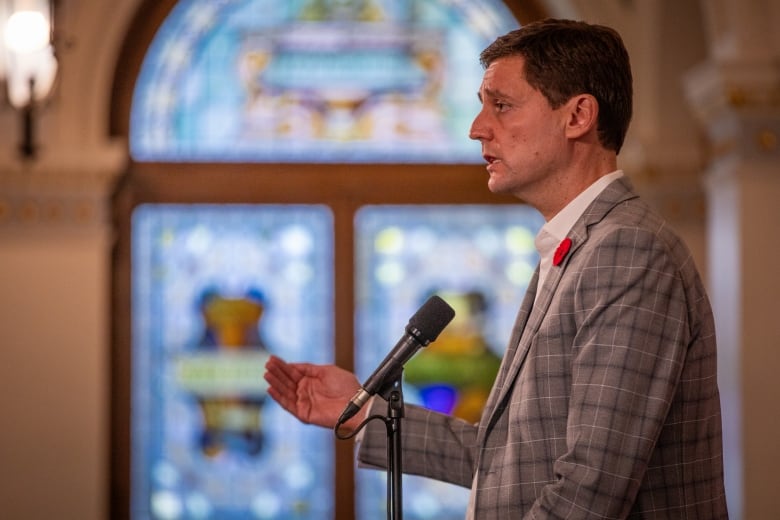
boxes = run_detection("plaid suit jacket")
[358,177,728,518]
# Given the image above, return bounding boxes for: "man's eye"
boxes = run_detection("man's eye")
[494,101,509,111]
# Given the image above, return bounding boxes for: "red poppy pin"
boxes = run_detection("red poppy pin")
[553,238,572,266]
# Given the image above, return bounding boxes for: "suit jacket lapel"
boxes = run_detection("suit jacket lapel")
[491,268,539,393]
[476,267,538,442]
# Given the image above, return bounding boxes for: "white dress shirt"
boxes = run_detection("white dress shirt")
[534,170,625,301]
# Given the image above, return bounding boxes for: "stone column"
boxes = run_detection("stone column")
[685,43,780,520]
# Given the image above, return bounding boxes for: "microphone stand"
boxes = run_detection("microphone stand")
[384,377,405,520]
[334,296,455,518]
[336,373,407,520]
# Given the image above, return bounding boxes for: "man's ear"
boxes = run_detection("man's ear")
[564,94,598,140]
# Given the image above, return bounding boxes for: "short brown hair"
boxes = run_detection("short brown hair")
[480,19,633,153]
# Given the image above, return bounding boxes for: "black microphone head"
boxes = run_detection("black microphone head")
[406,295,455,345]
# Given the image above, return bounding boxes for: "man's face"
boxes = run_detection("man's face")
[469,56,570,202]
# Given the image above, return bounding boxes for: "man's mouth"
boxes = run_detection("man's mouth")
[483,155,499,171]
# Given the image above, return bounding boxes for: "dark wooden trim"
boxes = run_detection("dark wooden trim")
[109,170,135,520]
[119,163,517,205]
[332,196,356,519]
[108,2,543,519]
[109,0,178,136]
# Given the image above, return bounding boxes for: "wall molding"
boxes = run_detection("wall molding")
[0,168,121,231]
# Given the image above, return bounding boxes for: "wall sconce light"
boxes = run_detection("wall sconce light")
[1,0,58,160]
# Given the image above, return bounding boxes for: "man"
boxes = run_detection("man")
[264,18,728,518]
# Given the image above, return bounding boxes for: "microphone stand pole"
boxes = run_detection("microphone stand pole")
[335,374,407,520]
[384,377,405,520]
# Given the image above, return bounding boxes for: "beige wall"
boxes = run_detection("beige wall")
[0,229,110,518]
[1,0,778,518]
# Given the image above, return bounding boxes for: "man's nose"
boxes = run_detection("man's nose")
[469,111,489,141]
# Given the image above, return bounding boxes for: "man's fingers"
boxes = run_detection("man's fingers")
[264,355,301,392]
[266,385,298,417]
[264,355,313,422]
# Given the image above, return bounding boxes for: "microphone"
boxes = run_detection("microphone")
[337,295,455,426]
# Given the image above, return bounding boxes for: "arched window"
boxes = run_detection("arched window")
[111,1,547,519]
[129,0,517,163]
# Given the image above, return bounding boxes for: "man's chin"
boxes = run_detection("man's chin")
[486,176,507,194]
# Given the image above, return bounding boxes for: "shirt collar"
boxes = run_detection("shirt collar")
[537,170,625,249]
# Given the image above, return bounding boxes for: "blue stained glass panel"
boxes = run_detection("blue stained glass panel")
[130,0,519,163]
[131,204,334,519]
[354,204,544,519]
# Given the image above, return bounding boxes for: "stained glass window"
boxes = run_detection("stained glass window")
[131,204,334,519]
[126,1,530,517]
[130,0,519,163]
[354,205,544,519]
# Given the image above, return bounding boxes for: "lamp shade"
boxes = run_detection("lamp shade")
[4,44,57,107]
[4,9,49,52]
[2,1,57,108]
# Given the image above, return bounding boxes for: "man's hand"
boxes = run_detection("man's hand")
[264,355,366,431]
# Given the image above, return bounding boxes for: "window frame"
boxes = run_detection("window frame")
[109,1,547,518]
